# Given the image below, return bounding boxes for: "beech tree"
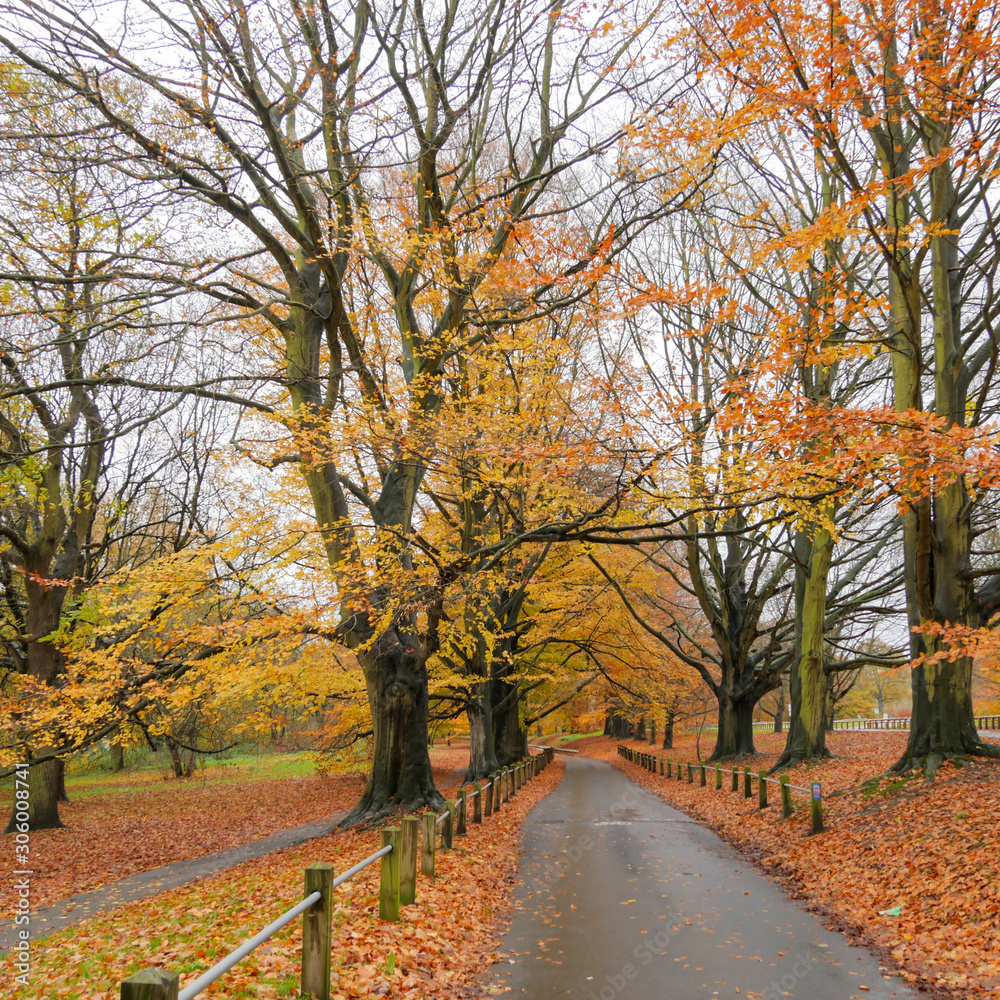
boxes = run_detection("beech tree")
[684,0,1000,773]
[0,0,705,820]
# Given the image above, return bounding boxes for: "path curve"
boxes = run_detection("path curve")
[0,809,346,952]
[492,757,916,1000]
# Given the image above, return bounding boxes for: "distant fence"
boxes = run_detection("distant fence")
[748,714,1000,733]
[120,749,555,1000]
[617,745,824,835]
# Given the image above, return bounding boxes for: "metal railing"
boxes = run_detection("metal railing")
[749,714,1000,733]
[617,745,824,834]
[120,748,555,1000]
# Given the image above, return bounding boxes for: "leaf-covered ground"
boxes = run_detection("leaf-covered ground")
[582,731,1000,1000]
[3,754,564,999]
[0,748,470,909]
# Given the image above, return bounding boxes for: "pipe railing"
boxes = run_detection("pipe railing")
[747,714,1000,734]
[617,744,824,834]
[120,747,555,1000]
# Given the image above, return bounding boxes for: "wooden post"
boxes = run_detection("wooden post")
[471,783,482,822]
[779,775,793,818]
[666,759,671,778]
[810,782,823,833]
[715,763,722,789]
[456,788,467,836]
[700,762,706,786]
[493,772,502,812]
[515,762,522,789]
[502,768,510,802]
[758,770,768,809]
[677,760,682,782]
[400,816,419,905]
[442,802,454,849]
[302,862,334,1000]
[687,763,694,783]
[744,766,752,798]
[657,758,663,775]
[380,827,401,922]
[421,812,436,877]
[731,767,739,792]
[482,779,492,819]
[121,969,179,1000]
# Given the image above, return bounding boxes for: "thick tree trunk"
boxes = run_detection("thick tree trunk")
[110,742,125,771]
[492,678,526,766]
[603,714,612,736]
[5,755,64,832]
[661,718,674,750]
[709,695,756,760]
[636,716,646,740]
[343,640,442,824]
[465,688,499,781]
[772,687,785,733]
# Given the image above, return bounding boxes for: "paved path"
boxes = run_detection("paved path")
[0,810,345,952]
[492,758,915,1000]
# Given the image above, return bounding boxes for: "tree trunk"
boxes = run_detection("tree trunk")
[110,742,125,771]
[636,715,646,740]
[5,755,64,832]
[465,687,499,781]
[343,641,442,824]
[709,694,756,760]
[56,759,70,802]
[661,717,674,749]
[492,677,526,766]
[776,525,833,768]
[772,687,785,733]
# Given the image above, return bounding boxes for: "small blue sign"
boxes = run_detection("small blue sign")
[812,782,821,801]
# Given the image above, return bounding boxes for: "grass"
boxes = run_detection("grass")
[0,748,318,805]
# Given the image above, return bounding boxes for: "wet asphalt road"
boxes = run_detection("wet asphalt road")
[492,757,916,1000]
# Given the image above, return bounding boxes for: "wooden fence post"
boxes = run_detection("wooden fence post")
[676,760,683,782]
[472,783,483,823]
[493,772,502,812]
[502,768,510,802]
[715,763,722,789]
[758,771,768,809]
[421,812,436,876]
[744,766,752,798]
[731,767,739,792]
[811,782,823,834]
[665,759,671,778]
[779,776,793,819]
[456,788,467,836]
[700,762,706,786]
[400,817,418,905]
[483,779,493,819]
[121,969,179,1000]
[302,862,334,1000]
[442,802,454,849]
[687,763,694,783]
[380,827,401,922]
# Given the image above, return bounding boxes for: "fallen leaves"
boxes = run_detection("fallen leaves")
[2,755,565,1000]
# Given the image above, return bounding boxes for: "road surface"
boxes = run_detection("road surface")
[491,757,915,1000]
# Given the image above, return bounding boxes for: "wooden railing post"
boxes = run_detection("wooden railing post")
[743,766,752,798]
[715,762,722,789]
[666,759,671,778]
[421,812,436,876]
[758,771,768,809]
[442,802,454,849]
[456,788,467,836]
[400,816,419,905]
[811,782,823,834]
[731,767,739,793]
[699,762,706,786]
[687,762,694,783]
[493,772,502,812]
[121,969,179,1000]
[779,775,793,819]
[676,760,682,782]
[502,767,510,803]
[472,783,483,823]
[302,862,334,999]
[380,827,401,922]
[483,779,493,819]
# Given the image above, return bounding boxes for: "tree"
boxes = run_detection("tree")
[682,0,1000,773]
[0,0,703,819]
